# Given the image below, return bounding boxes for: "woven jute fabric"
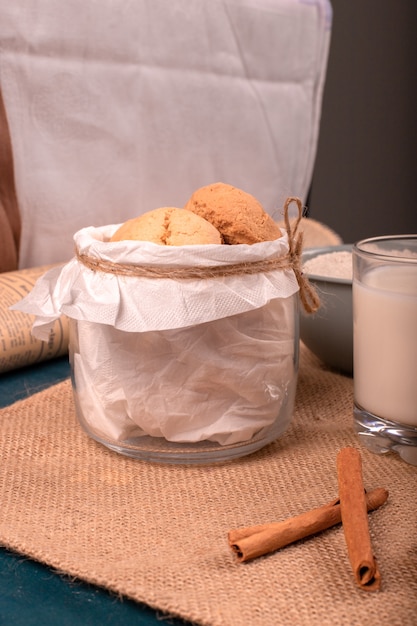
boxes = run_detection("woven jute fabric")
[0,346,416,626]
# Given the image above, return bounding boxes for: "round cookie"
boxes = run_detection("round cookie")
[183,182,282,244]
[110,207,222,246]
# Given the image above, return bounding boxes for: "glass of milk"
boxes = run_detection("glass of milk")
[353,236,417,466]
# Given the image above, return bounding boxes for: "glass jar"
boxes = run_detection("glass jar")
[69,294,299,464]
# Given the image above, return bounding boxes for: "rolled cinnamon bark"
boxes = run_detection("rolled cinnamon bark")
[228,487,388,563]
[337,447,382,591]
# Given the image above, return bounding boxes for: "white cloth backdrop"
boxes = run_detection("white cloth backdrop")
[0,0,332,268]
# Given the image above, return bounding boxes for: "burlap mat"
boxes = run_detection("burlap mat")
[0,346,416,626]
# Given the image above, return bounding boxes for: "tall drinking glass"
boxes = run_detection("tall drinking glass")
[353,235,417,466]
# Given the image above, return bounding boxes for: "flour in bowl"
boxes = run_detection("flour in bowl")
[303,250,352,280]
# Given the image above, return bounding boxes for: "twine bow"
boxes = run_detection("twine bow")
[75,197,320,314]
[282,197,321,314]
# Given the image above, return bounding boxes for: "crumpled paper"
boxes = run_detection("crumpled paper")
[13,226,299,445]
[70,302,296,445]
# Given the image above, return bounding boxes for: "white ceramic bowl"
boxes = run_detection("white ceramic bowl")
[300,244,353,375]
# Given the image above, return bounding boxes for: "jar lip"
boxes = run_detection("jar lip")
[353,235,417,263]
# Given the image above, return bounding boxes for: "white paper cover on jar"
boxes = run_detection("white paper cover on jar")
[0,0,332,269]
[13,224,299,340]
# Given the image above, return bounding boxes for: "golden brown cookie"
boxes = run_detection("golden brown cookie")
[110,207,222,246]
[183,182,281,244]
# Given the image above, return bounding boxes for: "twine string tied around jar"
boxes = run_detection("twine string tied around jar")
[75,197,320,314]
[283,196,321,314]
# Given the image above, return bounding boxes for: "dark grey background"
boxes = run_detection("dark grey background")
[308,1,417,243]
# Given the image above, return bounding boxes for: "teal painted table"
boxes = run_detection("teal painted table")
[0,358,191,626]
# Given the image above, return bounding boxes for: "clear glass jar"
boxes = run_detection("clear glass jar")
[69,294,299,464]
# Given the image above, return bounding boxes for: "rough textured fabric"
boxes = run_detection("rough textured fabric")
[0,346,416,626]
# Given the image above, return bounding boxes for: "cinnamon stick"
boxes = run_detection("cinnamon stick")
[228,487,388,563]
[337,447,382,591]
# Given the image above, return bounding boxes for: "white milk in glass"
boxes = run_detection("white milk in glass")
[353,265,417,427]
